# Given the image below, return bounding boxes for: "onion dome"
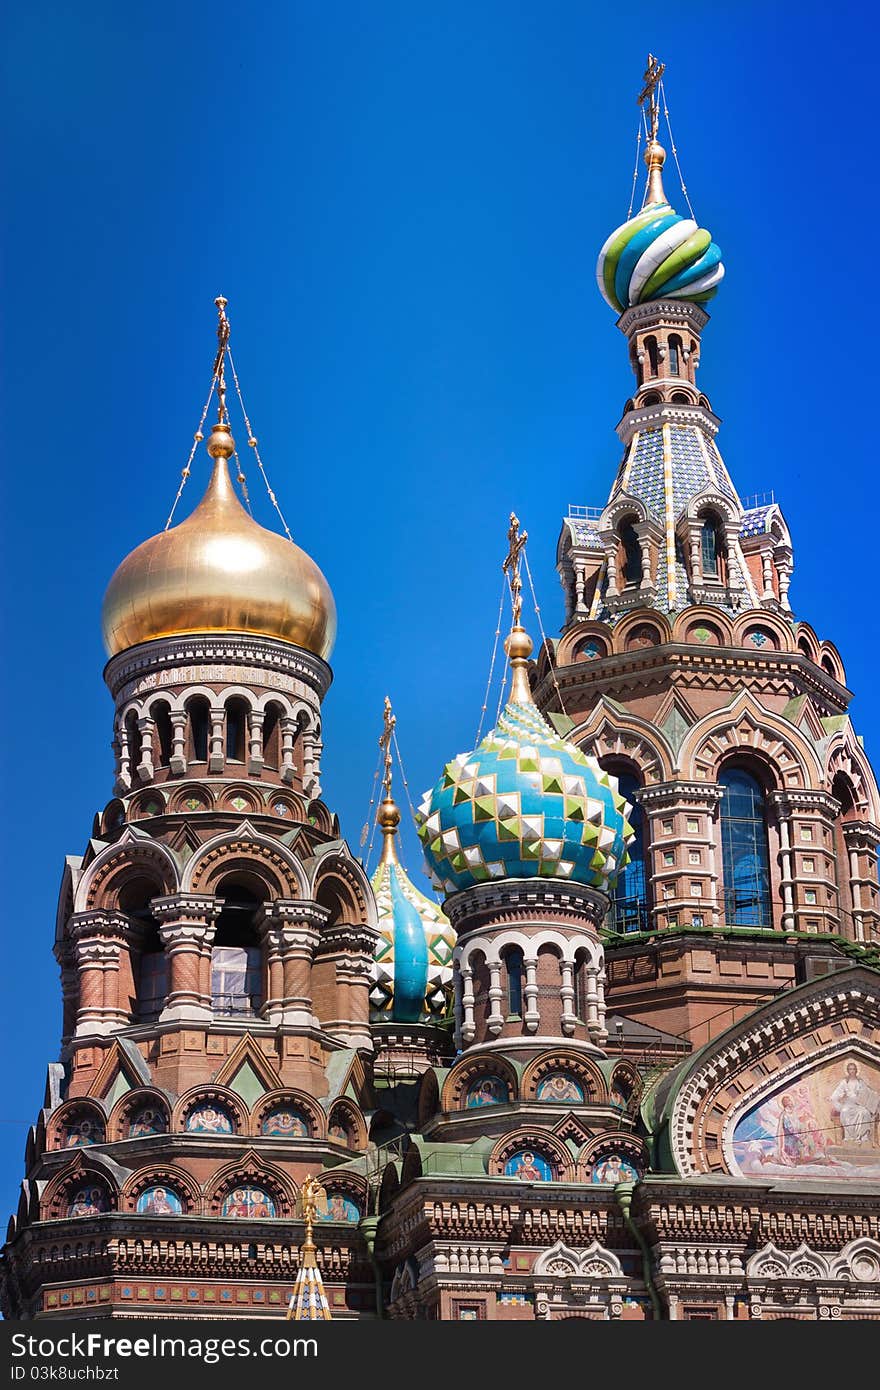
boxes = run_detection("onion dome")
[415,624,635,896]
[370,795,455,1023]
[101,419,336,660]
[596,139,724,312]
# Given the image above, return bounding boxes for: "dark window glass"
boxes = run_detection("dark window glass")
[620,524,642,586]
[138,951,168,1021]
[610,772,649,932]
[188,700,209,762]
[719,768,772,927]
[701,519,719,575]
[226,701,247,762]
[669,338,680,375]
[504,948,523,1016]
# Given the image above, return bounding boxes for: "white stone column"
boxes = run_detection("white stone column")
[777,813,796,931]
[760,549,775,599]
[208,706,225,773]
[280,716,298,785]
[523,957,539,1033]
[115,721,131,794]
[248,710,265,776]
[574,560,587,615]
[137,716,155,781]
[487,962,504,1036]
[169,711,187,775]
[559,960,576,1035]
[460,966,476,1045]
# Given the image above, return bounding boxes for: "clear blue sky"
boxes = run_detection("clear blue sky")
[2,1,878,1216]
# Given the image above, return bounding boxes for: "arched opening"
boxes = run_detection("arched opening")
[225,698,249,764]
[118,877,167,1021]
[125,712,143,775]
[645,335,659,377]
[821,655,837,678]
[211,877,264,1017]
[832,773,860,936]
[186,697,210,764]
[152,701,173,769]
[574,952,590,1021]
[700,512,724,579]
[502,946,524,1018]
[605,767,650,933]
[668,334,682,376]
[798,637,814,660]
[617,518,643,588]
[718,766,772,927]
[262,703,283,772]
[671,390,691,404]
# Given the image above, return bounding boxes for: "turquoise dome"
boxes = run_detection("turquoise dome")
[370,810,455,1024]
[416,697,634,896]
[597,201,724,313]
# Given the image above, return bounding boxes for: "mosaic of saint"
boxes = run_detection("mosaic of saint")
[136,1186,183,1215]
[61,1116,104,1147]
[67,1186,109,1217]
[535,1073,584,1103]
[317,1193,360,1223]
[221,1186,276,1218]
[732,1055,880,1179]
[465,1076,508,1108]
[185,1104,233,1135]
[261,1107,309,1138]
[128,1106,167,1138]
[590,1154,640,1184]
[503,1150,554,1182]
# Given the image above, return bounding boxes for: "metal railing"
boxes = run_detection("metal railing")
[607,895,651,935]
[740,489,776,510]
[211,992,261,1017]
[721,887,773,929]
[567,504,603,520]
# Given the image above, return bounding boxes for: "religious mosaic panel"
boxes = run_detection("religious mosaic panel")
[503,1149,555,1181]
[536,1073,584,1103]
[465,1076,508,1108]
[317,1193,360,1223]
[589,1153,640,1184]
[732,1055,880,1179]
[221,1186,276,1219]
[67,1186,110,1217]
[185,1104,234,1135]
[60,1114,104,1148]
[260,1106,309,1138]
[128,1106,167,1138]
[136,1186,183,1215]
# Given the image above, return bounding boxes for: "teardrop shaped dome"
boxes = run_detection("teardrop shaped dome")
[101,422,337,660]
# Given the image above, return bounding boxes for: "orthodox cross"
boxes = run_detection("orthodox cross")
[379,695,396,800]
[213,294,230,423]
[638,53,665,143]
[502,512,528,628]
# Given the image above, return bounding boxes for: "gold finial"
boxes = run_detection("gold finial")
[377,695,401,865]
[502,512,534,706]
[299,1174,327,1250]
[638,54,668,207]
[213,295,231,425]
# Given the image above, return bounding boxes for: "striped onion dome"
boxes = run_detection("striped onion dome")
[596,144,724,312]
[370,797,455,1024]
[415,628,635,897]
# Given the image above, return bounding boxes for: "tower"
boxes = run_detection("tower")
[1,302,379,1319]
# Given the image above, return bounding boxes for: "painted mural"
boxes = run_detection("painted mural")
[317,1193,360,1223]
[261,1107,309,1138]
[185,1104,233,1135]
[732,1055,880,1179]
[503,1150,554,1181]
[590,1154,640,1184]
[137,1186,183,1215]
[221,1186,276,1218]
[67,1187,109,1217]
[536,1073,584,1103]
[61,1116,104,1147]
[128,1106,167,1138]
[466,1076,508,1108]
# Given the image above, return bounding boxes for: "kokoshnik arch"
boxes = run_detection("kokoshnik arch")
[2,56,880,1322]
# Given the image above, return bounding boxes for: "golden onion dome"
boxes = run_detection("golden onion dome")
[101,420,337,660]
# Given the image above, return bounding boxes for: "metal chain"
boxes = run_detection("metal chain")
[225,343,295,542]
[523,549,569,720]
[627,117,643,220]
[164,373,218,530]
[659,79,696,220]
[474,574,508,745]
[360,744,383,867]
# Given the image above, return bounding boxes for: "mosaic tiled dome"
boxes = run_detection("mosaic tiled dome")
[415,698,634,896]
[370,802,456,1023]
[596,200,724,313]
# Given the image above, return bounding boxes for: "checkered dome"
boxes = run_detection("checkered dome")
[416,700,634,895]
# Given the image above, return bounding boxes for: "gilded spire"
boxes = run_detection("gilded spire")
[502,512,534,707]
[287,1175,331,1321]
[377,695,401,865]
[638,53,668,207]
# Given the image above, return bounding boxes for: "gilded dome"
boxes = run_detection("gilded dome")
[101,421,336,660]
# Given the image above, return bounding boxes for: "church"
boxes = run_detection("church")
[2,57,879,1322]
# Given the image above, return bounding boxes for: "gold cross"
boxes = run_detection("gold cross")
[213,295,231,423]
[502,512,529,627]
[638,53,665,143]
[379,695,396,800]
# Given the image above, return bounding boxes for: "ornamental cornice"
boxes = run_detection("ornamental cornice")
[636,781,724,809]
[317,925,378,957]
[150,893,223,924]
[73,939,121,966]
[104,632,332,703]
[66,910,131,942]
[840,819,880,848]
[767,789,841,818]
[258,899,330,932]
[616,402,721,447]
[444,879,609,934]
[616,299,710,335]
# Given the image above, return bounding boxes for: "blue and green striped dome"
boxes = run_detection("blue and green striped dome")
[597,201,724,313]
[416,699,634,896]
[370,850,455,1024]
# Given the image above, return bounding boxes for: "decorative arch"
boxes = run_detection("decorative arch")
[794,623,819,663]
[318,1172,368,1224]
[122,1165,201,1215]
[310,852,378,930]
[556,622,613,668]
[488,1128,573,1181]
[107,1088,171,1143]
[672,606,735,647]
[40,1156,119,1221]
[220,785,262,816]
[677,690,823,788]
[609,1062,640,1112]
[533,1239,624,1280]
[172,1085,249,1137]
[521,1051,606,1104]
[75,833,179,913]
[206,1151,296,1219]
[731,610,793,652]
[250,1089,326,1140]
[326,1099,367,1150]
[825,727,880,821]
[818,641,846,684]
[46,1100,107,1152]
[569,699,675,785]
[182,823,308,898]
[601,492,649,532]
[578,1133,647,1183]
[613,607,674,650]
[416,1070,441,1129]
[441,1054,519,1113]
[166,785,215,814]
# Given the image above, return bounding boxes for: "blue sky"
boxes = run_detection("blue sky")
[2,1,878,1215]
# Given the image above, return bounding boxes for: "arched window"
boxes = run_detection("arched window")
[645,336,659,377]
[832,773,859,936]
[136,926,168,1022]
[668,335,682,376]
[225,698,248,763]
[574,954,590,1020]
[187,697,210,764]
[211,881,264,1016]
[719,767,772,927]
[152,701,173,768]
[701,517,719,576]
[125,712,143,775]
[608,770,649,932]
[503,946,524,1017]
[618,521,643,587]
[262,703,283,771]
